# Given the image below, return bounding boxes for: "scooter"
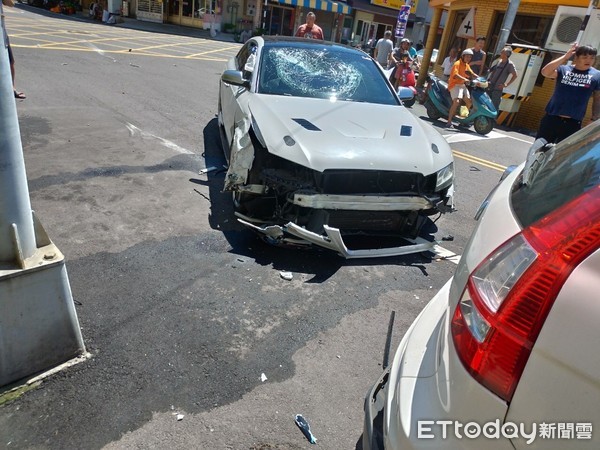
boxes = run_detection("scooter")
[424,73,497,135]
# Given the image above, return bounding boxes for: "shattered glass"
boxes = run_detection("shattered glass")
[258,46,397,105]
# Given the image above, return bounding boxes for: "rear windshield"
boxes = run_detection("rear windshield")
[512,121,600,227]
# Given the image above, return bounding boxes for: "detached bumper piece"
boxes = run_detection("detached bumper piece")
[237,219,435,259]
[362,367,389,450]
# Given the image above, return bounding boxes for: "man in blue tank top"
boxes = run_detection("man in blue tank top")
[536,44,600,143]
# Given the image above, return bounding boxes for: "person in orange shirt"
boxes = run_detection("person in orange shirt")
[445,49,476,127]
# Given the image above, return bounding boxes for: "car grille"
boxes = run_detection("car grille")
[317,170,436,195]
[328,210,418,234]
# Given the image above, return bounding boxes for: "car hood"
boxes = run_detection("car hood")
[249,95,452,175]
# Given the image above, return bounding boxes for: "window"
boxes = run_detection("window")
[512,122,600,228]
[488,13,553,56]
[488,13,554,84]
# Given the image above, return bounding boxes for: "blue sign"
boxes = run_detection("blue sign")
[395,5,411,39]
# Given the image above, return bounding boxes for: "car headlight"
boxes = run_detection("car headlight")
[436,162,454,191]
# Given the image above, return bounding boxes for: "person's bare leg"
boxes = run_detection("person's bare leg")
[10,62,15,84]
[447,99,459,126]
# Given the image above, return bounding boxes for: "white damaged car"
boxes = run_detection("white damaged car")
[217,36,454,258]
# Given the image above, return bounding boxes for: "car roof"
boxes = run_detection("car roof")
[252,36,362,54]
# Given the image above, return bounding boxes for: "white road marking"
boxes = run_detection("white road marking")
[441,129,534,145]
[125,122,195,155]
[443,129,506,143]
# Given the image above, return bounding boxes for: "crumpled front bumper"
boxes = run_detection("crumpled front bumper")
[237,218,436,259]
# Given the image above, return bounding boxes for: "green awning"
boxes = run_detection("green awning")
[277,0,351,15]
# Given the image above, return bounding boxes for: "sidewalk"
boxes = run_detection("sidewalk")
[114,16,238,43]
[15,3,237,43]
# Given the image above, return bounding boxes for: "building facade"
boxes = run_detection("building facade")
[425,0,600,131]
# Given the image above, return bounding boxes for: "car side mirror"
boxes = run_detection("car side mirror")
[396,86,414,102]
[222,70,251,89]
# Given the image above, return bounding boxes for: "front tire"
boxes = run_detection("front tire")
[474,116,495,135]
[425,100,442,120]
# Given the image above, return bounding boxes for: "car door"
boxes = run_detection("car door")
[220,41,258,151]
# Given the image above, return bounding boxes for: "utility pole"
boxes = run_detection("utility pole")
[1,3,86,387]
[576,0,600,45]
[493,0,521,57]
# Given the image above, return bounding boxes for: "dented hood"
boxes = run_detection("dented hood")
[249,95,452,175]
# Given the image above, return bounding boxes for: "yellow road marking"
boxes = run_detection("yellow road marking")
[10,44,230,60]
[185,46,240,58]
[452,150,506,172]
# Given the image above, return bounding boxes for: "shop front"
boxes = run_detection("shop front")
[264,0,351,41]
[166,0,222,29]
[347,0,406,49]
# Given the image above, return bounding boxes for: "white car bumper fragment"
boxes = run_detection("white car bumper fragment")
[237,219,435,259]
[291,193,432,211]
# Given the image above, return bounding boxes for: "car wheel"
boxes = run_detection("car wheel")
[474,116,495,135]
[425,100,442,120]
[403,97,416,108]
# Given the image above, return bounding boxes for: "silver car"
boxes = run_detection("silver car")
[363,120,600,448]
[217,36,454,258]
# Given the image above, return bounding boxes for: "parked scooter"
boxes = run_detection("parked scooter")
[424,73,497,135]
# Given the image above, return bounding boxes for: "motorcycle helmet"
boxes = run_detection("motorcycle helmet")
[400,38,411,44]
[461,49,474,57]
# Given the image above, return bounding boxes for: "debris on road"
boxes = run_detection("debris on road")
[176,414,184,421]
[199,166,218,175]
[441,234,454,241]
[279,271,293,281]
[260,373,268,382]
[294,414,317,444]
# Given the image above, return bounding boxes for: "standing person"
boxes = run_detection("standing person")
[295,12,323,40]
[373,30,393,68]
[536,43,600,144]
[470,36,487,76]
[445,49,476,128]
[1,0,25,99]
[486,47,518,111]
[441,47,458,82]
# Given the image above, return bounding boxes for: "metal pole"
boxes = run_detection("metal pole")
[416,6,442,88]
[576,0,599,45]
[493,0,521,57]
[1,4,86,387]
[0,2,36,264]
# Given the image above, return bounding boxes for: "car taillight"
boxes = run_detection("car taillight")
[452,185,600,402]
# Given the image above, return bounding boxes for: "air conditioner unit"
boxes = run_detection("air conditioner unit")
[545,6,600,53]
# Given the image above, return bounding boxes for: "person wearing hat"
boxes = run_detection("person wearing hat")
[389,38,419,81]
[486,47,518,110]
[445,48,477,128]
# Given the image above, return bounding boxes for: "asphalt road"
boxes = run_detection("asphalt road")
[0,7,535,449]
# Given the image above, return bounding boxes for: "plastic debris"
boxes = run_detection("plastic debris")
[199,166,218,175]
[280,271,293,281]
[441,235,454,241]
[260,373,268,382]
[176,414,184,421]
[295,414,317,444]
